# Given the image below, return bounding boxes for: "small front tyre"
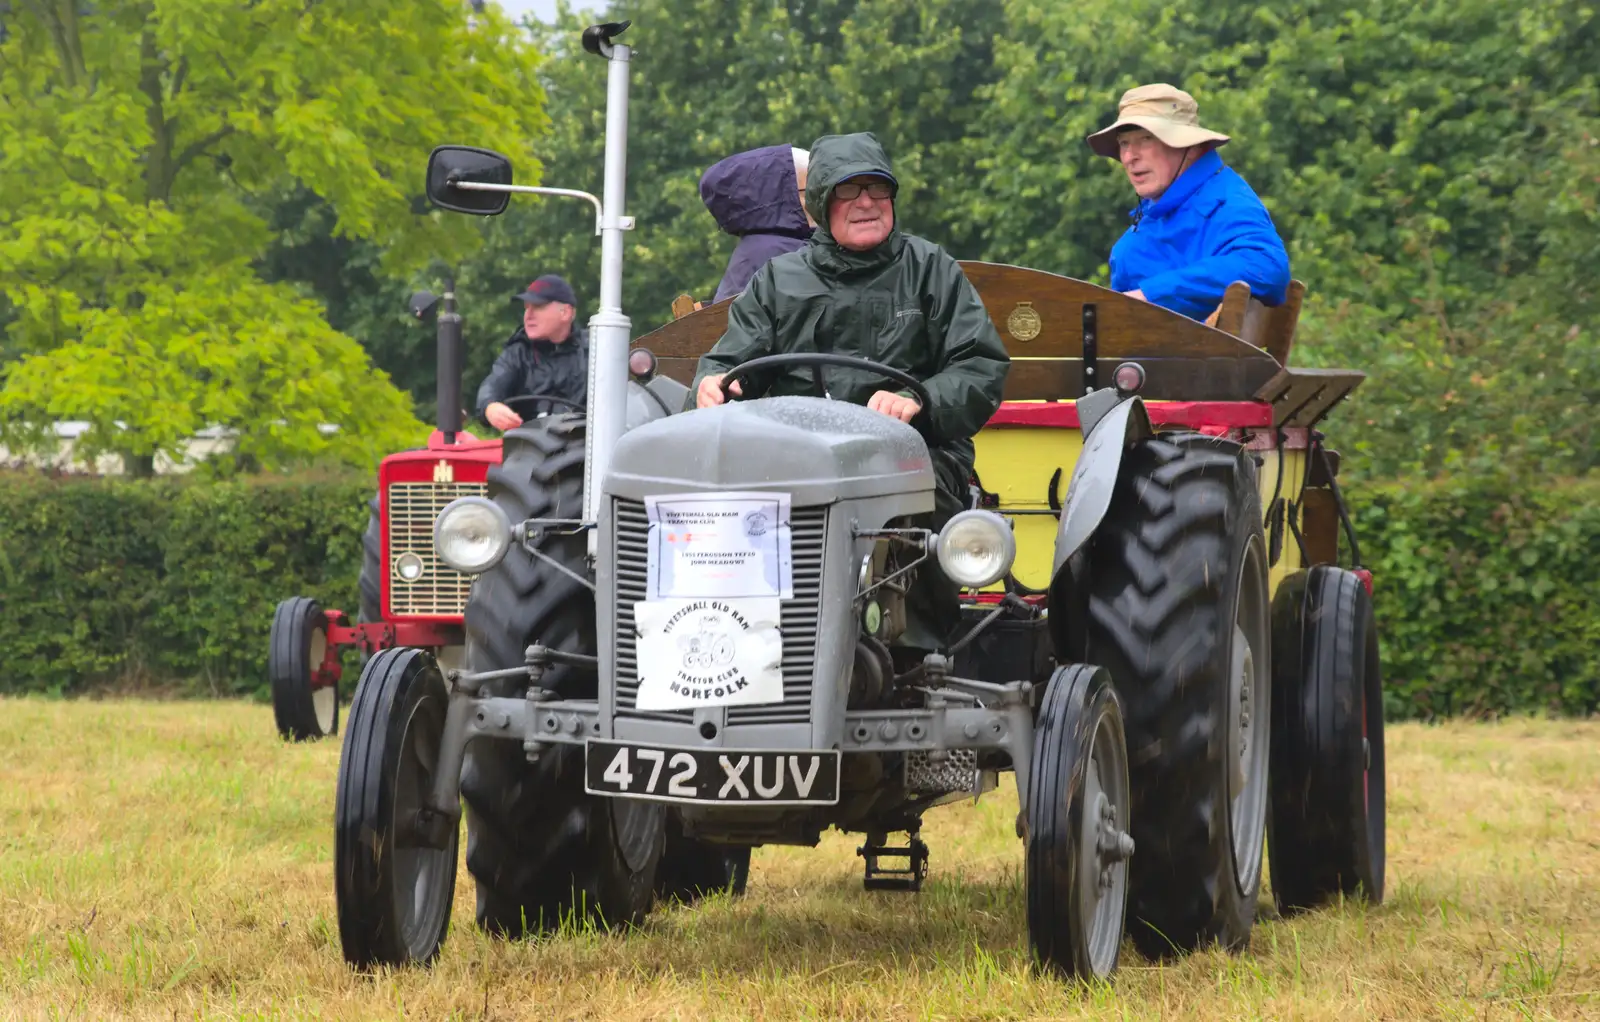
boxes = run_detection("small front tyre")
[335,647,459,969]
[1026,663,1133,980]
[270,597,337,741]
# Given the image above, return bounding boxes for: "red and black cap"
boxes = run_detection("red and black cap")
[513,274,577,307]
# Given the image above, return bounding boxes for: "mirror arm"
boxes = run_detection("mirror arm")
[446,181,622,236]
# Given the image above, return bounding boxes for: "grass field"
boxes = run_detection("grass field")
[0,699,1596,1021]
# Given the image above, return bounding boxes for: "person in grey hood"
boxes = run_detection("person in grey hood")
[699,144,815,303]
[691,132,1011,655]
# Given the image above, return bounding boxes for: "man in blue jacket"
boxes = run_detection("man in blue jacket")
[1087,83,1290,322]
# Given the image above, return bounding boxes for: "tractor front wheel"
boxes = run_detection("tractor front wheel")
[334,647,458,968]
[269,597,337,741]
[1026,663,1133,980]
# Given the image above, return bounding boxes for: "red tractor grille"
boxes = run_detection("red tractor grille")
[385,480,487,618]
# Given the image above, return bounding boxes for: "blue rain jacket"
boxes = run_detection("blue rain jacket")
[1108,149,1290,321]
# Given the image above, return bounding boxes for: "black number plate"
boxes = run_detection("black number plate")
[584,740,840,806]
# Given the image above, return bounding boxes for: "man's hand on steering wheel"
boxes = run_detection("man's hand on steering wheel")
[484,393,587,430]
[698,354,934,434]
[484,401,523,431]
[867,390,921,424]
[696,373,742,409]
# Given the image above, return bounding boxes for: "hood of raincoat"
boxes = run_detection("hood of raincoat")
[803,132,904,277]
[699,144,811,239]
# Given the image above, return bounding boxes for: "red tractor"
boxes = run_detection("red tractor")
[268,283,689,741]
[269,284,496,741]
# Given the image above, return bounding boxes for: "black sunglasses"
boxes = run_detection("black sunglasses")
[833,180,894,201]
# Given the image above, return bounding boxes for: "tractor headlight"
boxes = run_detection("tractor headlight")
[433,496,512,575]
[934,509,1016,589]
[393,551,426,583]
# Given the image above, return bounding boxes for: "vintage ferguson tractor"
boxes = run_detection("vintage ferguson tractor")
[331,20,1387,981]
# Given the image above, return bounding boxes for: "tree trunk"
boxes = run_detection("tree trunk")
[138,22,174,204]
[26,0,88,89]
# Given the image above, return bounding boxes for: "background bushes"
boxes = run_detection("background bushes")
[1,469,1595,718]
[0,472,370,698]
[1349,476,1600,720]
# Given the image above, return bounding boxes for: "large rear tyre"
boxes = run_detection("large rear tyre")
[656,821,751,904]
[270,597,337,741]
[461,417,663,937]
[1082,433,1270,958]
[360,494,383,624]
[1268,565,1386,913]
[334,647,458,968]
[1026,664,1133,980]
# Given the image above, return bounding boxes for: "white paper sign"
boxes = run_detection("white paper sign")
[645,492,793,600]
[633,597,784,711]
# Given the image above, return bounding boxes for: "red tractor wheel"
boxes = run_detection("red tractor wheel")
[270,597,339,741]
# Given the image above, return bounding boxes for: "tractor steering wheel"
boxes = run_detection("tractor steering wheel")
[501,393,586,419]
[719,353,934,431]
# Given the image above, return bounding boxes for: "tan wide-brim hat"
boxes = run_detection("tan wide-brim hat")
[1086,83,1231,159]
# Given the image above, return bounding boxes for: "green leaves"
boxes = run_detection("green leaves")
[1,0,549,472]
[1351,474,1600,719]
[6,0,1591,480]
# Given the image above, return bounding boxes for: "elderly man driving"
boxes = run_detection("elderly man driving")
[691,132,1010,658]
[1088,83,1290,322]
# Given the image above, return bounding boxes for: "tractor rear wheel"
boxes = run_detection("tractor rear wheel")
[334,647,458,968]
[461,417,664,937]
[360,494,382,624]
[1268,566,1386,912]
[1082,432,1270,958]
[270,596,337,741]
[655,821,752,904]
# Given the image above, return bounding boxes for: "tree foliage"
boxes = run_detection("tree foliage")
[431,0,1595,478]
[9,0,1592,480]
[429,0,1006,400]
[4,468,1595,719]
[965,0,1599,478]
[0,0,548,471]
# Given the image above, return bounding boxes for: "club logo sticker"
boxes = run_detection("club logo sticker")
[634,597,784,710]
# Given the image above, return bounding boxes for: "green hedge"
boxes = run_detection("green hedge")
[0,472,371,698]
[1,470,1596,717]
[1347,476,1600,720]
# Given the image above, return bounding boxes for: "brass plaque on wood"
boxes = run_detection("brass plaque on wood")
[1007,302,1042,342]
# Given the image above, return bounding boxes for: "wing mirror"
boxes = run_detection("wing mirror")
[425,145,514,216]
[408,290,440,321]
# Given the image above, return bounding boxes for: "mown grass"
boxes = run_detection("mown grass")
[0,700,1596,1020]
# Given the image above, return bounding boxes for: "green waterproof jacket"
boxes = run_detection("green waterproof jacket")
[689,133,1010,498]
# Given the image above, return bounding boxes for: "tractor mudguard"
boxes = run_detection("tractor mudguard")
[624,374,690,428]
[1049,395,1153,578]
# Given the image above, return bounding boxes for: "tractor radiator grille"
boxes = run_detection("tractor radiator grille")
[613,498,826,726]
[386,481,486,618]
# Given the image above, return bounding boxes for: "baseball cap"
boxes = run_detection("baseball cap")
[513,274,577,307]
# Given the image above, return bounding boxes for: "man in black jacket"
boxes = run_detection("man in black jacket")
[475,274,589,431]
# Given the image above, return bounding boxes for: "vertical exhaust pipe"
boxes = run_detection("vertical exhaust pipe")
[580,21,635,557]
[437,277,464,445]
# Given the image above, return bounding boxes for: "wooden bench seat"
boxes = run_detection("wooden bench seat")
[634,263,1358,423]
